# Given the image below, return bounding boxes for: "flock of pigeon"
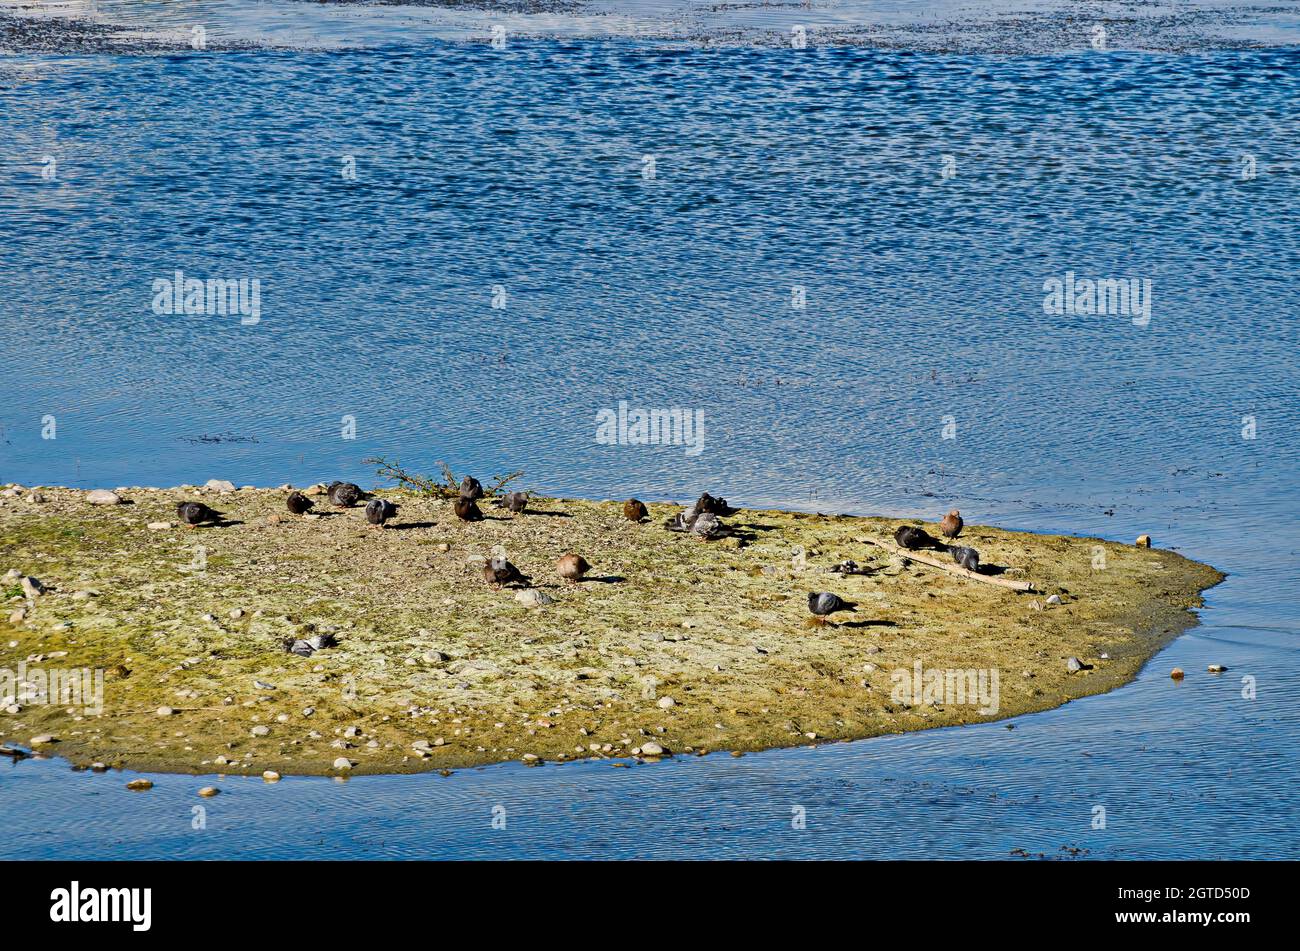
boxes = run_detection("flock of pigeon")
[173,484,973,628]
[807,509,972,620]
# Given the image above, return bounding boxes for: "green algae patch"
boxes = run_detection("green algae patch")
[0,486,1222,776]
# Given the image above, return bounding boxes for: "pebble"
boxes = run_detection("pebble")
[1136,535,1152,548]
[1207,664,1227,673]
[657,696,677,708]
[521,753,541,763]
[1066,657,1087,673]
[198,786,219,797]
[8,609,25,624]
[147,521,172,531]
[515,589,554,608]
[205,479,236,493]
[1170,667,1185,680]
[19,576,44,599]
[1045,594,1062,605]
[333,757,354,770]
[302,707,315,717]
[251,725,270,737]
[229,609,244,620]
[639,742,666,756]
[422,650,450,664]
[30,734,57,745]
[262,770,281,782]
[86,489,122,505]
[126,779,153,790]
[156,706,175,717]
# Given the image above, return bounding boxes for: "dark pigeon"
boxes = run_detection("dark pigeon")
[365,498,397,527]
[176,501,221,526]
[459,476,484,501]
[502,491,528,514]
[286,491,313,515]
[624,499,648,522]
[895,525,941,551]
[696,492,738,516]
[808,592,857,616]
[454,496,484,522]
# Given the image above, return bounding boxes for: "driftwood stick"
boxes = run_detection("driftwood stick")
[860,538,1037,593]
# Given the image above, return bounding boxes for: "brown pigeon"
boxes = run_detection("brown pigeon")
[454,497,484,522]
[556,553,590,583]
[286,491,313,515]
[483,555,529,588]
[939,509,963,540]
[624,498,648,522]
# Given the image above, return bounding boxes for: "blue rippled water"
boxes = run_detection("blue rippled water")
[0,41,1297,859]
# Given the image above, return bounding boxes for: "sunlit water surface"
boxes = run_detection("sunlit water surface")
[0,42,1296,858]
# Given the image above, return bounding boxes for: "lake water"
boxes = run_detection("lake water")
[0,33,1297,859]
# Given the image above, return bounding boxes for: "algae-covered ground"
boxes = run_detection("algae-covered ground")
[0,483,1222,776]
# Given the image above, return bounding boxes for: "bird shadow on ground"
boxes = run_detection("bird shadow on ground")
[388,521,438,531]
[508,510,573,518]
[583,575,626,584]
[197,518,243,528]
[837,619,899,629]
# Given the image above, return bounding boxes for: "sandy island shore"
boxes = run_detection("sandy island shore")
[0,481,1221,776]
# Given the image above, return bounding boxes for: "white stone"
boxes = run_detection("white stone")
[205,479,236,493]
[85,489,122,505]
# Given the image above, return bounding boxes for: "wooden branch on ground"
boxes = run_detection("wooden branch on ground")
[859,538,1037,593]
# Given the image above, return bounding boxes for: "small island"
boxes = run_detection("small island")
[0,481,1222,776]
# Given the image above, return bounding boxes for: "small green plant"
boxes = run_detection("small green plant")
[364,457,524,498]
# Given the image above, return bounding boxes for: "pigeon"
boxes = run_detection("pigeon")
[454,496,484,522]
[501,491,528,514]
[365,498,397,527]
[895,525,941,551]
[459,476,484,501]
[808,592,857,616]
[483,555,529,588]
[691,512,729,540]
[696,492,738,516]
[307,632,338,651]
[327,481,363,508]
[286,491,313,515]
[664,510,695,532]
[282,638,315,657]
[176,501,222,527]
[283,631,338,657]
[949,545,980,572]
[939,509,963,540]
[830,560,873,576]
[556,552,590,583]
[624,498,649,522]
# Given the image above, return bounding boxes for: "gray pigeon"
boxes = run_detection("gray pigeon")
[283,638,315,657]
[691,512,729,540]
[307,632,338,651]
[808,592,856,616]
[365,498,397,527]
[502,491,528,514]
[459,476,484,501]
[327,481,364,508]
[949,545,980,573]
